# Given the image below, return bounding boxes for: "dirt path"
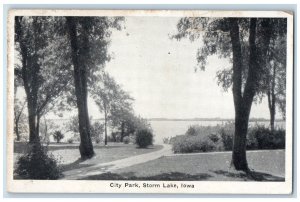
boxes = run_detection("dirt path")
[62,144,172,180]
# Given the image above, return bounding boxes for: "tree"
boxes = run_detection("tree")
[263,33,287,130]
[91,72,131,145]
[39,117,57,143]
[173,18,284,171]
[14,99,27,141]
[15,16,72,143]
[53,131,64,143]
[109,86,134,142]
[213,19,287,130]
[90,121,104,143]
[65,115,80,139]
[65,17,123,158]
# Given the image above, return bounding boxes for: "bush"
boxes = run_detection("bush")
[95,137,101,144]
[91,122,104,142]
[208,133,220,143]
[123,136,130,144]
[253,126,285,149]
[67,138,74,144]
[246,127,259,150]
[219,128,233,151]
[171,134,223,153]
[135,129,153,148]
[185,126,197,136]
[53,130,64,143]
[170,123,285,154]
[14,143,62,179]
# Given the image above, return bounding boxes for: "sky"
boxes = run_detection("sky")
[98,16,272,119]
[16,16,274,120]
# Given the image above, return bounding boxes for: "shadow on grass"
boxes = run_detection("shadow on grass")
[14,142,130,153]
[80,172,212,181]
[60,158,93,172]
[135,146,157,149]
[212,170,285,181]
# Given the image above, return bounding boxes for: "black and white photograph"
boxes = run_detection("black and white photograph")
[6,10,293,194]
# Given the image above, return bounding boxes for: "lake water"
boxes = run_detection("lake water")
[49,119,285,144]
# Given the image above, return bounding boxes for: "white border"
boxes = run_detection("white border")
[6,9,294,194]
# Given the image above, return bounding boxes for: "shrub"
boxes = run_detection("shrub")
[254,126,285,149]
[14,143,62,179]
[95,137,101,144]
[219,123,234,151]
[53,131,64,143]
[67,138,74,144]
[246,127,259,150]
[123,136,130,144]
[171,135,222,153]
[186,126,197,136]
[91,122,104,142]
[208,133,220,143]
[135,129,153,148]
[170,123,285,154]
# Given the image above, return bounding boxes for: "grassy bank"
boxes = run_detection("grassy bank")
[82,150,285,181]
[13,142,163,173]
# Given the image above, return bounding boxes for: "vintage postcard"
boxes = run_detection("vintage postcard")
[6,9,293,194]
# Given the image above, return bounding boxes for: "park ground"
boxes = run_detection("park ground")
[13,142,285,181]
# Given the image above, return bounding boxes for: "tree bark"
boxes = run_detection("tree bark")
[229,18,272,171]
[15,17,40,144]
[14,101,26,141]
[229,18,249,171]
[66,17,94,159]
[27,99,39,143]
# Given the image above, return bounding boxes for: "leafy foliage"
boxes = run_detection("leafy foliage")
[67,138,74,144]
[123,136,130,144]
[135,129,153,148]
[15,143,61,179]
[90,121,104,142]
[171,123,285,153]
[173,17,287,119]
[65,115,80,137]
[173,17,286,170]
[15,16,74,142]
[14,99,27,141]
[53,131,64,143]
[249,126,285,149]
[39,118,58,143]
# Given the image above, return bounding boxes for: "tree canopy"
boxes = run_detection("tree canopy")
[173,17,286,170]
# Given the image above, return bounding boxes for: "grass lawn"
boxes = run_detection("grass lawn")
[82,150,285,181]
[13,142,163,172]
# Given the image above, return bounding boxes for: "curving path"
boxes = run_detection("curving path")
[62,144,172,180]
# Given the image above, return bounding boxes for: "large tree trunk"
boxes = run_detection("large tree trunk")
[16,17,40,144]
[66,17,94,159]
[229,18,272,171]
[229,18,249,171]
[27,99,39,143]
